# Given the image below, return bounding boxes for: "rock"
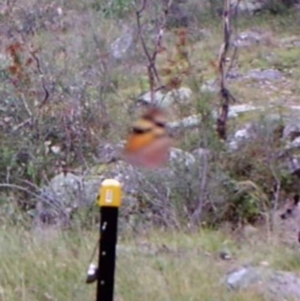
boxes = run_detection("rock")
[138,90,164,106]
[169,147,196,167]
[284,155,300,176]
[232,0,264,15]
[283,119,300,141]
[168,114,201,129]
[228,123,254,151]
[219,250,233,260]
[200,79,218,93]
[35,162,140,227]
[35,145,197,227]
[96,142,123,164]
[216,0,264,16]
[234,30,264,48]
[168,104,262,129]
[138,87,192,108]
[226,266,260,290]
[229,104,261,118]
[288,106,300,112]
[280,36,300,48]
[286,136,300,149]
[228,114,284,151]
[227,71,243,80]
[36,173,84,226]
[169,103,300,133]
[110,28,134,60]
[225,266,300,300]
[138,90,165,106]
[246,69,284,81]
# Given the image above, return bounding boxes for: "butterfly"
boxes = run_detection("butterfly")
[123,106,173,169]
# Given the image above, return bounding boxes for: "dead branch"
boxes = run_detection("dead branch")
[19,35,50,108]
[0,183,44,202]
[29,46,50,108]
[216,0,240,140]
[12,118,32,132]
[135,0,173,103]
[226,0,241,74]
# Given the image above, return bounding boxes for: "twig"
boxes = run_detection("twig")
[0,183,44,201]
[12,118,32,132]
[20,93,32,116]
[0,182,77,213]
[19,35,50,108]
[225,0,241,77]
[3,0,17,14]
[27,44,50,108]
[135,0,173,103]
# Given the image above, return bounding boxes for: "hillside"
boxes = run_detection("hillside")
[1,1,300,300]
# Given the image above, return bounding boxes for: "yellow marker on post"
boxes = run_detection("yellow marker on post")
[98,179,122,208]
[96,179,122,301]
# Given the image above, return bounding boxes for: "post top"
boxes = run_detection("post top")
[101,179,122,187]
[98,178,122,207]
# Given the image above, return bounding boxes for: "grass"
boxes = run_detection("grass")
[1,226,300,301]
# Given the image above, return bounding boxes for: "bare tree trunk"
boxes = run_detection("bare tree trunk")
[216,0,239,140]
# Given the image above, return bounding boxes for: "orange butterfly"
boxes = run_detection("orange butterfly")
[123,107,173,169]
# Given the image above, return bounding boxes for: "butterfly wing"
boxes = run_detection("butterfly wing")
[123,107,173,169]
[124,135,172,168]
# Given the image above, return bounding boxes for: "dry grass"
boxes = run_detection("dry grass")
[1,226,300,301]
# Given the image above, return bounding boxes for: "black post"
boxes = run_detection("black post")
[96,179,122,301]
[96,207,119,301]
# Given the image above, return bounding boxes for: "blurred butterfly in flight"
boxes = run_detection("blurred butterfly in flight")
[123,106,173,169]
